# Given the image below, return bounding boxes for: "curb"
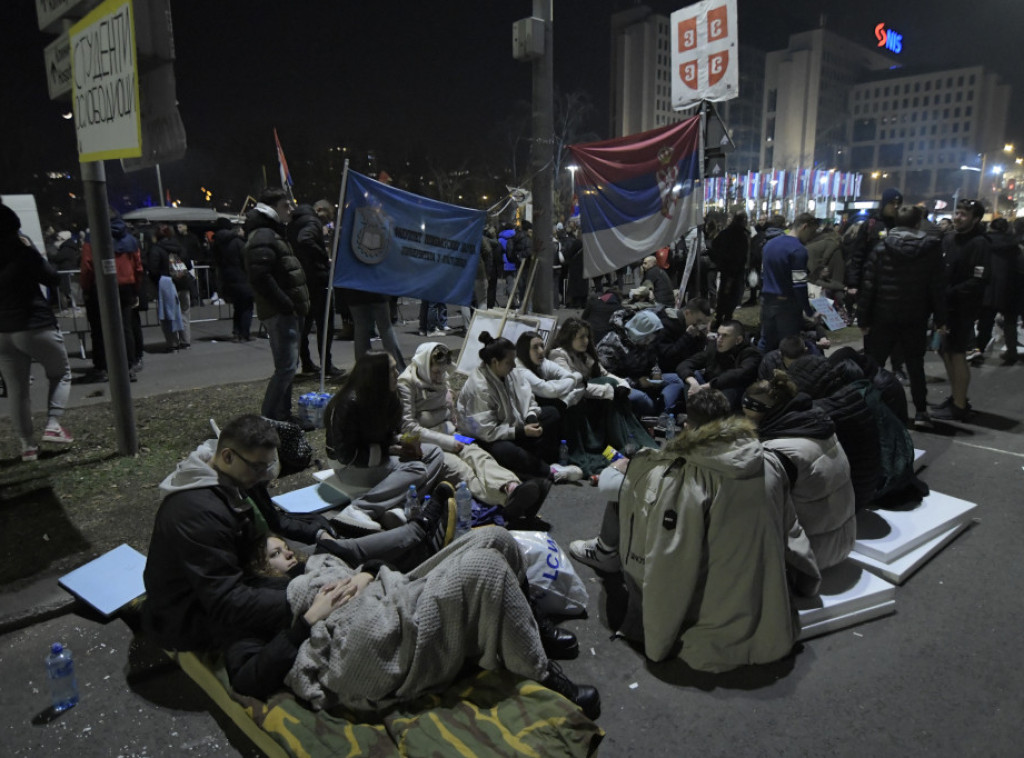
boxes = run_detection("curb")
[0,572,76,636]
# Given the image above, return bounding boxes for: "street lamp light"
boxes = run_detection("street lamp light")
[567,164,578,216]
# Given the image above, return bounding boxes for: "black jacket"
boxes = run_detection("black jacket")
[942,226,990,308]
[244,208,309,319]
[678,343,762,390]
[582,291,623,345]
[0,231,59,332]
[642,265,675,307]
[710,221,749,278]
[324,389,402,466]
[212,228,252,296]
[858,227,947,328]
[288,205,331,286]
[655,312,706,371]
[844,212,893,290]
[982,230,1020,311]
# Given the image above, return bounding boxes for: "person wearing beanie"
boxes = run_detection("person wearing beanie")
[0,201,75,461]
[845,187,903,297]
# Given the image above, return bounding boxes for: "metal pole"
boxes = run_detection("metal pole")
[528,0,555,315]
[80,160,139,456]
[321,159,350,393]
[155,163,164,206]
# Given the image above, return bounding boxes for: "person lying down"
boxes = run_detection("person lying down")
[224,530,600,720]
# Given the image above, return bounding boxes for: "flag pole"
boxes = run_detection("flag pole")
[679,99,708,308]
[321,158,350,393]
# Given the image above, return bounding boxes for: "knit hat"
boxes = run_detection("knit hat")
[880,188,903,208]
[624,309,664,343]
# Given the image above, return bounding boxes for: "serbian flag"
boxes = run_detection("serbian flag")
[274,128,294,200]
[333,171,484,306]
[569,116,701,279]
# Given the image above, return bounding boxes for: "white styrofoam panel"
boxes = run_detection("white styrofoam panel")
[794,561,897,627]
[799,600,896,641]
[853,491,977,562]
[272,482,349,514]
[849,521,970,584]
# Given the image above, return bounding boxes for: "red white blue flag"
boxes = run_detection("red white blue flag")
[569,116,701,278]
[274,128,294,201]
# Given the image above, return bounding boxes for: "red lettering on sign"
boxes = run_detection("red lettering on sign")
[679,59,698,89]
[708,51,729,85]
[707,6,728,42]
[677,18,697,52]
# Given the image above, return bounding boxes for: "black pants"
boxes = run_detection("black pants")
[479,405,561,479]
[864,320,928,413]
[85,289,137,371]
[714,275,744,326]
[301,282,334,368]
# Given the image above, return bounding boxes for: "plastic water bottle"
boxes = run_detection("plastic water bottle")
[455,482,473,536]
[404,484,419,521]
[415,495,428,521]
[46,643,79,713]
[558,439,569,466]
[665,414,677,441]
[624,431,639,457]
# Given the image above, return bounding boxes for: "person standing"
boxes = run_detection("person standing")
[244,189,309,423]
[858,206,947,426]
[212,219,254,341]
[758,213,818,352]
[289,201,343,377]
[0,201,74,462]
[932,199,991,421]
[708,211,750,325]
[845,187,902,298]
[147,225,191,351]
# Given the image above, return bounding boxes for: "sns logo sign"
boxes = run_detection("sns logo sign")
[875,22,903,54]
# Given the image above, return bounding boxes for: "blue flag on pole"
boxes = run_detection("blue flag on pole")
[333,171,485,306]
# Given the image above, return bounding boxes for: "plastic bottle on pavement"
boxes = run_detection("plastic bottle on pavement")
[558,439,569,466]
[404,484,419,521]
[624,431,639,457]
[665,414,677,441]
[455,482,473,536]
[46,642,79,713]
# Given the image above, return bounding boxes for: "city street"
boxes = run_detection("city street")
[1,307,1022,756]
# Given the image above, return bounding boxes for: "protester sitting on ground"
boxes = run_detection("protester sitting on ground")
[457,332,580,483]
[568,389,820,672]
[547,317,656,466]
[224,529,600,719]
[640,254,675,307]
[398,341,551,527]
[325,351,446,532]
[757,333,824,380]
[581,286,623,345]
[743,371,856,569]
[654,298,711,373]
[142,414,454,653]
[596,308,685,419]
[0,201,74,462]
[677,319,761,410]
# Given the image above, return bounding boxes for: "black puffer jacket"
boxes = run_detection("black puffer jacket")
[244,208,309,319]
[710,220,749,278]
[288,205,330,287]
[677,343,762,391]
[0,223,59,332]
[655,311,706,371]
[787,355,881,509]
[582,290,622,345]
[858,228,946,328]
[828,346,907,426]
[982,229,1020,311]
[212,228,252,295]
[942,226,990,307]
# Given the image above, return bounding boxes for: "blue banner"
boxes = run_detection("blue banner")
[332,171,485,306]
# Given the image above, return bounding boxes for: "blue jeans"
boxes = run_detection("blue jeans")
[262,313,300,421]
[759,295,804,352]
[628,372,685,416]
[350,302,406,370]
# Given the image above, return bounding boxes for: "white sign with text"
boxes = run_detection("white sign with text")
[670,0,739,110]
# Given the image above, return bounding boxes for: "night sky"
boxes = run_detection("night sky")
[4,0,1021,214]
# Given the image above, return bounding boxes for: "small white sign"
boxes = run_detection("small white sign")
[44,33,73,99]
[670,0,739,110]
[69,0,142,161]
[36,0,90,32]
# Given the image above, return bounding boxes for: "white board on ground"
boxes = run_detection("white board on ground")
[854,490,977,562]
[456,308,558,376]
[849,520,971,585]
[58,543,146,616]
[272,482,350,514]
[799,600,896,641]
[794,561,896,628]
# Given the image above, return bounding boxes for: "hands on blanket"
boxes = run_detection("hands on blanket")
[302,573,375,626]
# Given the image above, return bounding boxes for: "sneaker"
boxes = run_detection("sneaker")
[550,463,584,483]
[931,402,970,422]
[568,538,620,572]
[913,411,934,429]
[427,329,446,337]
[420,483,456,549]
[332,505,382,532]
[380,507,408,530]
[129,370,138,383]
[21,446,39,462]
[417,329,429,337]
[326,365,347,378]
[964,348,982,362]
[893,370,910,386]
[301,362,321,375]
[1001,354,1018,367]
[928,397,972,412]
[42,425,74,445]
[504,479,545,522]
[541,661,600,721]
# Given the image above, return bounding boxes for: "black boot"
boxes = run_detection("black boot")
[541,661,600,720]
[536,615,579,659]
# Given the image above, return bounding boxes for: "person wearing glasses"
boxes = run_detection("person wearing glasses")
[142,414,452,654]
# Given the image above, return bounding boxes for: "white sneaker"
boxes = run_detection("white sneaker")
[568,538,619,572]
[381,507,408,530]
[550,463,584,483]
[334,505,382,532]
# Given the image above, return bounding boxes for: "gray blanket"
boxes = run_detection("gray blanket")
[285,528,548,713]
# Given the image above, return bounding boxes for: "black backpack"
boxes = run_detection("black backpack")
[261,417,314,476]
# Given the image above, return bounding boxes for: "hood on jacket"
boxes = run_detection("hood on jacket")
[625,309,664,345]
[882,227,936,258]
[245,205,284,236]
[158,439,223,494]
[787,354,843,399]
[405,341,449,388]
[763,226,786,242]
[758,393,835,441]
[662,414,763,478]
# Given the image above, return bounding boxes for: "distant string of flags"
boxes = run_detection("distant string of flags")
[703,169,865,204]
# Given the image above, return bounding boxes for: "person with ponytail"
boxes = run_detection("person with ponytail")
[743,370,856,569]
[457,331,575,483]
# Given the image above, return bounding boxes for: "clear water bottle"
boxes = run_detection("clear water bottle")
[665,414,677,440]
[414,495,428,521]
[455,482,473,536]
[624,430,639,457]
[46,642,79,712]
[403,484,419,521]
[558,439,569,466]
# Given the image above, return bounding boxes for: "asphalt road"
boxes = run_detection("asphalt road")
[1,306,1022,757]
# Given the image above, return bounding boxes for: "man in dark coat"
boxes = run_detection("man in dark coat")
[244,189,310,423]
[709,211,750,326]
[858,206,947,426]
[845,187,902,297]
[289,201,343,377]
[678,319,761,410]
[973,217,1020,366]
[655,297,711,372]
[212,219,254,341]
[641,254,675,307]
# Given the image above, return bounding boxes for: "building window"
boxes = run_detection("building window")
[914,82,921,92]
[968,90,974,101]
[957,75,964,86]
[965,106,972,116]
[925,81,931,91]
[969,74,976,85]
[954,107,961,117]
[964,122,970,132]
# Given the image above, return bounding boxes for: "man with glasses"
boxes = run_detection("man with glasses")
[244,189,310,425]
[142,415,452,652]
[932,199,991,422]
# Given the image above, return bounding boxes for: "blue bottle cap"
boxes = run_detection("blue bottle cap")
[51,642,63,654]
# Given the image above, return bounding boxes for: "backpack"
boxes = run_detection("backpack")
[261,417,314,476]
[168,251,190,283]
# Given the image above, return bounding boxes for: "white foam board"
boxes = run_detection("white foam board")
[854,490,977,562]
[271,482,349,514]
[794,562,897,627]
[799,600,896,641]
[849,521,970,585]
[58,544,147,617]
[914,448,925,461]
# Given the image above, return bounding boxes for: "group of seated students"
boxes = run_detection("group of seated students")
[139,300,925,725]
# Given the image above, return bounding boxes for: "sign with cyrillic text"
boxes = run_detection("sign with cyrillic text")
[671,0,738,109]
[69,0,142,161]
